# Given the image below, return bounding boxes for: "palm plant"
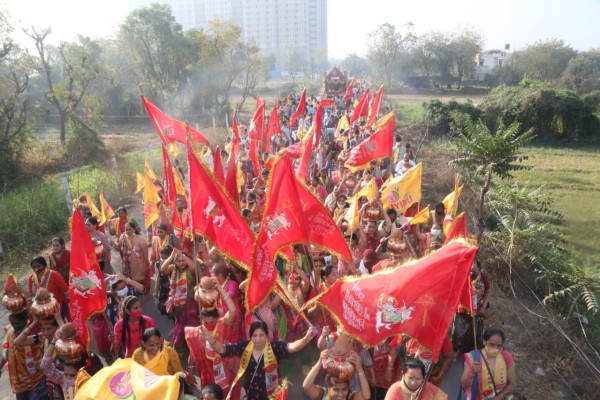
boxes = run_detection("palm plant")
[450,120,535,243]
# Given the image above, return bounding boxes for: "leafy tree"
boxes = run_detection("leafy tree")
[285,47,304,88]
[410,31,452,87]
[235,45,272,114]
[119,3,195,108]
[449,28,484,89]
[341,53,369,78]
[450,120,535,243]
[561,52,600,94]
[512,39,577,81]
[25,28,102,143]
[367,23,412,87]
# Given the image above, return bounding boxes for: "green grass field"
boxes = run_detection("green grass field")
[513,144,600,259]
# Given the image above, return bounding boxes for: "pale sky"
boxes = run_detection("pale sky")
[2,0,599,58]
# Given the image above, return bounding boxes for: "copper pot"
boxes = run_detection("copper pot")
[30,294,59,319]
[387,237,406,255]
[364,204,380,222]
[195,278,220,310]
[344,176,357,189]
[55,337,84,363]
[2,293,26,313]
[340,220,350,233]
[323,353,356,382]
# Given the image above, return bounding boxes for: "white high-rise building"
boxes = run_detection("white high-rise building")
[128,0,328,72]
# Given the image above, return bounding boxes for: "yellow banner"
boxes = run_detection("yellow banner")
[335,114,350,136]
[145,160,157,181]
[84,194,102,220]
[135,172,145,193]
[74,358,181,400]
[99,192,116,225]
[381,163,422,213]
[443,174,463,216]
[143,174,161,228]
[408,205,430,225]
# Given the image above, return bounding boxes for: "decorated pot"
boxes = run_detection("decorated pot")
[30,293,59,319]
[55,336,84,363]
[344,175,357,190]
[364,204,381,222]
[194,277,220,311]
[2,292,26,313]
[323,353,356,382]
[387,237,406,255]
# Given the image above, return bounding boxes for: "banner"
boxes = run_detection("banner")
[350,89,369,125]
[305,240,478,360]
[99,192,115,225]
[74,358,181,400]
[187,141,255,269]
[444,212,468,244]
[289,88,306,127]
[443,173,463,216]
[344,112,395,172]
[365,84,384,128]
[343,178,379,232]
[69,211,107,352]
[381,163,422,213]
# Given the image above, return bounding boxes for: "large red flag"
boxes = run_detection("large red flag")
[267,107,281,139]
[349,89,369,125]
[248,139,261,177]
[365,84,384,128]
[284,141,303,158]
[187,141,255,269]
[69,211,107,352]
[231,114,241,146]
[344,112,395,171]
[141,96,210,147]
[297,99,335,181]
[306,240,478,360]
[247,154,309,311]
[213,146,225,186]
[288,88,306,128]
[343,79,355,104]
[162,145,177,206]
[295,180,352,263]
[313,99,335,147]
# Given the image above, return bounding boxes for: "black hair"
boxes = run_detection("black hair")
[249,321,269,337]
[482,327,505,343]
[142,327,161,342]
[213,263,231,279]
[201,309,220,319]
[156,224,168,231]
[87,217,99,226]
[320,264,336,280]
[31,255,48,267]
[9,309,28,323]
[325,375,350,389]
[52,237,66,246]
[117,207,128,214]
[434,202,445,210]
[159,245,174,256]
[201,384,224,399]
[241,208,252,217]
[404,359,426,377]
[386,208,397,216]
[473,258,482,269]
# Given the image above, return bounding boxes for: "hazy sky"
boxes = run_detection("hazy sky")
[3,0,599,58]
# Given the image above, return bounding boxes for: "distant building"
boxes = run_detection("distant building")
[128,0,328,73]
[475,49,512,81]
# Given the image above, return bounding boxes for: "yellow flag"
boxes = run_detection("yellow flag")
[224,141,233,155]
[335,114,350,136]
[99,192,115,225]
[74,358,181,400]
[237,164,244,194]
[409,205,430,225]
[84,194,102,220]
[373,110,395,131]
[381,163,422,213]
[344,178,379,232]
[143,174,161,228]
[167,142,179,158]
[443,173,463,216]
[173,169,186,196]
[144,160,157,181]
[135,172,145,193]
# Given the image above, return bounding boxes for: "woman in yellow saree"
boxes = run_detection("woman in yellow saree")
[132,328,184,376]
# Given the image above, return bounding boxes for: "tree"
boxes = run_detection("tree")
[285,47,304,88]
[561,52,600,94]
[119,3,195,108]
[25,28,102,143]
[449,28,484,89]
[235,45,272,114]
[367,23,412,87]
[450,120,535,243]
[513,39,577,81]
[341,53,369,78]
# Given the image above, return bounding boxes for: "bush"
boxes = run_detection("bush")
[64,114,108,164]
[422,98,481,135]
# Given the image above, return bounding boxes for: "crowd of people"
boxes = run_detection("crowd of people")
[1,86,518,400]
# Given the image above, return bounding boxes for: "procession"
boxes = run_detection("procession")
[1,77,519,400]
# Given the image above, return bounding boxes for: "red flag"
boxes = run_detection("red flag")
[247,154,309,311]
[284,141,303,158]
[213,146,225,186]
[69,211,107,352]
[231,114,241,146]
[343,79,355,104]
[249,99,266,142]
[297,99,335,181]
[445,212,468,244]
[267,107,281,139]
[345,113,395,171]
[313,99,335,148]
[305,240,478,360]
[365,85,384,128]
[249,139,261,177]
[349,89,369,125]
[162,145,177,206]
[141,96,210,147]
[289,88,306,127]
[187,141,255,269]
[296,180,352,263]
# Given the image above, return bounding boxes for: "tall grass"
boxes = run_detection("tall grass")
[396,104,425,125]
[0,148,160,275]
